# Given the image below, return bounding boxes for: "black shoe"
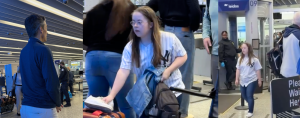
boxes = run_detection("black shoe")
[224,82,230,90]
[64,104,71,107]
[72,93,75,96]
[17,113,20,116]
[228,82,233,90]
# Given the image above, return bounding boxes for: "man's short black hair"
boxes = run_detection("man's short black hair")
[24,14,46,38]
[60,62,65,65]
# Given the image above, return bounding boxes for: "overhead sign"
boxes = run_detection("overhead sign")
[238,26,246,32]
[271,76,300,114]
[54,60,60,64]
[219,0,249,12]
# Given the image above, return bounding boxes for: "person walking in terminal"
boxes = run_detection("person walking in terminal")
[146,0,201,117]
[19,14,62,118]
[83,0,136,117]
[235,43,262,118]
[67,67,75,96]
[218,31,241,90]
[12,67,22,116]
[280,12,300,78]
[102,6,187,118]
[59,62,71,107]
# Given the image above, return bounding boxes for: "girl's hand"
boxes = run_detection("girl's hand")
[258,80,262,87]
[161,69,171,81]
[102,95,114,104]
[235,79,239,86]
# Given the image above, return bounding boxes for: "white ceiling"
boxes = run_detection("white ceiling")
[0,0,83,65]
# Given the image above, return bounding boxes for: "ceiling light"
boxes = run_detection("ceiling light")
[19,0,83,24]
[0,20,82,42]
[0,37,82,50]
[0,46,82,55]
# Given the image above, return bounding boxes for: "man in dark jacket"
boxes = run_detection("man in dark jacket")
[218,31,241,90]
[20,14,62,118]
[146,1,201,117]
[59,62,71,107]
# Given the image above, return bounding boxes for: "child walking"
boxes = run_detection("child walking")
[103,6,187,117]
[235,43,262,118]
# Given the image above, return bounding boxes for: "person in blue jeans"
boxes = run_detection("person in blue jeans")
[235,43,262,118]
[146,0,201,117]
[202,0,219,117]
[83,0,136,117]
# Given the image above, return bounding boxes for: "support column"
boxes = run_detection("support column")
[229,17,238,47]
[218,12,228,90]
[245,0,259,56]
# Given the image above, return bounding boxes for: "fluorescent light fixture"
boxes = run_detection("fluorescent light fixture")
[0,57,19,58]
[19,0,83,24]
[0,51,20,54]
[0,46,82,56]
[0,37,82,50]
[0,20,82,41]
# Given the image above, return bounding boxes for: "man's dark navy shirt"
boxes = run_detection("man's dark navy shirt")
[20,37,61,108]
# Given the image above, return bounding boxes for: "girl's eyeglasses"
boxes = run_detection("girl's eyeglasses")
[130,21,142,26]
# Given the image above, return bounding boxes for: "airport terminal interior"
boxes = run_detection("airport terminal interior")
[0,0,299,118]
[218,0,300,118]
[0,0,84,118]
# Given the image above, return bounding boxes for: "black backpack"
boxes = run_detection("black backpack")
[267,35,285,78]
[145,82,180,118]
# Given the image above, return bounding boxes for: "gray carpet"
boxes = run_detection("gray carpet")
[218,95,241,114]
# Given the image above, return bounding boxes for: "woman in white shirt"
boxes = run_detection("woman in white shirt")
[235,43,262,118]
[13,67,22,116]
[103,6,187,116]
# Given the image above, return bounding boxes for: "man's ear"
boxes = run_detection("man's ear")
[39,27,43,34]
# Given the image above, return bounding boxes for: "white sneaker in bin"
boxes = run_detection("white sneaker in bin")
[84,96,114,113]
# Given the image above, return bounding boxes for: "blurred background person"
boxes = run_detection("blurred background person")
[83,0,136,117]
[67,67,75,96]
[59,62,71,107]
[218,31,241,90]
[13,67,22,116]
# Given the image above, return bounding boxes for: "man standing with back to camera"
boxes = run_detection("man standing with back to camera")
[19,14,63,118]
[146,0,201,117]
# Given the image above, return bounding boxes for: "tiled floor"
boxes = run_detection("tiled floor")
[1,84,83,118]
[189,75,214,118]
[219,90,273,118]
[1,76,212,118]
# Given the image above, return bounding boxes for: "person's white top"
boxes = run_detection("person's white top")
[120,31,186,97]
[13,73,22,85]
[236,56,262,87]
[280,33,300,78]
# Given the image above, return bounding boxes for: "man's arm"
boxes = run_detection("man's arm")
[186,0,201,31]
[146,0,159,12]
[202,3,211,39]
[41,48,61,107]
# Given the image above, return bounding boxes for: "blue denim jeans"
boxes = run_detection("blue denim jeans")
[85,51,136,118]
[164,25,195,115]
[240,80,258,113]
